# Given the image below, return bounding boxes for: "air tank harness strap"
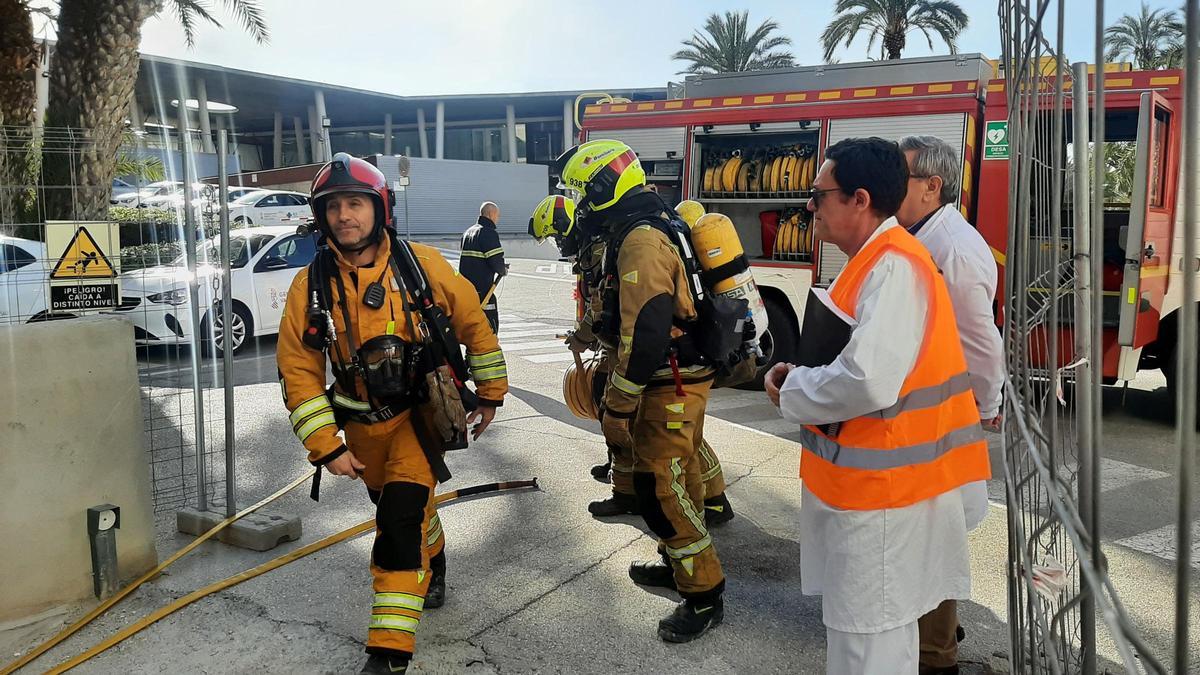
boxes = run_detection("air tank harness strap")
[699,253,750,289]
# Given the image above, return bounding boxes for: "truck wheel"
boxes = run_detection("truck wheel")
[735,295,797,391]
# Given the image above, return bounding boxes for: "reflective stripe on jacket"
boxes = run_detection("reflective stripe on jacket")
[799,226,991,510]
[277,237,507,465]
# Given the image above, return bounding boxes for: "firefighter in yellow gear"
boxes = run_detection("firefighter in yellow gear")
[277,154,507,675]
[530,195,734,523]
[555,140,725,642]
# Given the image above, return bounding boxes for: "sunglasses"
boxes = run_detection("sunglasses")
[808,187,843,208]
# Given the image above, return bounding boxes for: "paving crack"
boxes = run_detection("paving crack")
[467,531,644,643]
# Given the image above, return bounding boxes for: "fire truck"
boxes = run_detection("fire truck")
[579,53,1198,402]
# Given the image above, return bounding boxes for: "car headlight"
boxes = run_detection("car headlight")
[147,288,190,305]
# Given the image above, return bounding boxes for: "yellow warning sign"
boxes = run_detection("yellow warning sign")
[50,226,116,280]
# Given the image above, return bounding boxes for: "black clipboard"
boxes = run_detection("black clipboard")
[797,288,855,437]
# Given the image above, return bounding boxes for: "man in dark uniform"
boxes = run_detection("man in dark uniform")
[459,201,507,331]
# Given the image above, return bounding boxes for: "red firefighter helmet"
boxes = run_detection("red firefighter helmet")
[309,153,396,236]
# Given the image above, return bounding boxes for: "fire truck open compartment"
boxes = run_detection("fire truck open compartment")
[692,122,821,268]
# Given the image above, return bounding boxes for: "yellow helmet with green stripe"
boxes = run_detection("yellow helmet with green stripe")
[528,195,575,243]
[555,139,646,213]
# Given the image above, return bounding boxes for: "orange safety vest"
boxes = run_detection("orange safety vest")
[799,226,992,510]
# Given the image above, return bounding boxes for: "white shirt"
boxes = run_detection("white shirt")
[912,204,1005,419]
[781,218,973,633]
[912,205,1002,531]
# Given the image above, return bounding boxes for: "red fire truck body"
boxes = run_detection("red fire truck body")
[579,54,1197,398]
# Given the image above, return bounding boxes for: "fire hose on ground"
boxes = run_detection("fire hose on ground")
[1,472,539,674]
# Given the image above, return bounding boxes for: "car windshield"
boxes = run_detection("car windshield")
[171,233,276,269]
[233,192,268,205]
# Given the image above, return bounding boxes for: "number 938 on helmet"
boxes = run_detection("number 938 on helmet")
[554,139,646,214]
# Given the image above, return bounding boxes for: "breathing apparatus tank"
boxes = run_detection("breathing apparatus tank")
[689,213,769,356]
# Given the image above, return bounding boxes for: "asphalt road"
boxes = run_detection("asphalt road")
[4,246,1196,674]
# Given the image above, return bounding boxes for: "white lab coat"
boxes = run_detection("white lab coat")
[913,204,1005,419]
[780,219,973,635]
[914,205,1002,532]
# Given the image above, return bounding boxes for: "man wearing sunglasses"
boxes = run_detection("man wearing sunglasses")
[764,137,990,674]
[896,135,1002,675]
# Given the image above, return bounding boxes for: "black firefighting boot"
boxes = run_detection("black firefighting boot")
[360,653,410,674]
[425,550,447,609]
[628,555,677,590]
[587,490,640,517]
[657,595,724,643]
[590,461,612,483]
[704,492,735,526]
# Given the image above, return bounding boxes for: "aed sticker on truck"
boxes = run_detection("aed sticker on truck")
[984,121,1010,160]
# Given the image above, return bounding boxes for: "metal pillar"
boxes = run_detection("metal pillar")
[1070,60,1097,601]
[179,99,208,512]
[384,113,393,155]
[195,79,215,154]
[1175,2,1199,672]
[563,98,574,151]
[506,104,517,163]
[34,43,49,133]
[435,101,445,159]
[417,108,429,158]
[217,130,236,518]
[128,99,143,131]
[293,115,307,164]
[314,89,329,161]
[273,112,283,168]
[307,105,320,164]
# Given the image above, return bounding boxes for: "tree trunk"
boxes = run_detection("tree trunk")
[0,0,39,228]
[884,28,906,60]
[42,0,159,221]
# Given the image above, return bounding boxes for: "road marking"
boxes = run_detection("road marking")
[524,351,583,363]
[506,271,574,284]
[707,390,771,411]
[501,339,577,352]
[499,328,569,340]
[1114,519,1200,569]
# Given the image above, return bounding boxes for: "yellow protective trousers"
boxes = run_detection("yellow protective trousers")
[613,437,725,502]
[346,410,446,659]
[631,379,724,599]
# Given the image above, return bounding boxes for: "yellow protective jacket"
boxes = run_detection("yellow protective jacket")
[602,221,713,417]
[573,239,607,348]
[277,235,508,465]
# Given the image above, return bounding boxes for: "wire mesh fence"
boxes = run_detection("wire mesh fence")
[1,124,232,514]
[999,0,1194,672]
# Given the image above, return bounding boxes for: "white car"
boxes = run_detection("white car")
[0,236,52,325]
[229,190,311,227]
[111,225,319,354]
[111,181,184,208]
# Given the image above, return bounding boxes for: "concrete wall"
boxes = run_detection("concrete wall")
[0,317,157,623]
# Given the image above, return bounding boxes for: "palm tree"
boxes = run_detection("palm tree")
[673,10,795,74]
[821,0,968,63]
[26,0,269,221]
[1104,2,1184,70]
[0,1,41,224]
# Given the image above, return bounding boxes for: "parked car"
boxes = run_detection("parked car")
[111,181,184,208]
[229,190,311,226]
[225,187,265,202]
[111,178,139,202]
[0,236,51,325]
[110,225,319,354]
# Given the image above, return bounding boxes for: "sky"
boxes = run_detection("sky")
[37,0,1166,97]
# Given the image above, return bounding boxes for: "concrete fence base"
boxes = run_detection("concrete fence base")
[0,316,157,623]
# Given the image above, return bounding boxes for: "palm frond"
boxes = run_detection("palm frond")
[217,0,269,44]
